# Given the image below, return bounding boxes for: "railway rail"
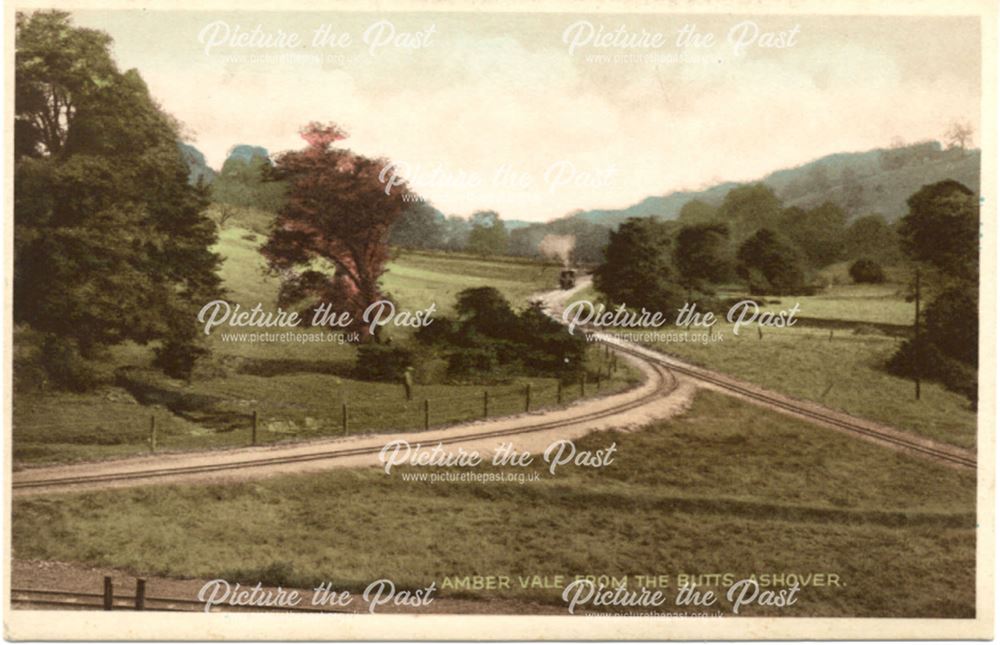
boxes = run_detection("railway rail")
[12,347,677,493]
[12,295,975,495]
[591,330,976,470]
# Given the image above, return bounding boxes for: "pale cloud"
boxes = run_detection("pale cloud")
[69,10,980,222]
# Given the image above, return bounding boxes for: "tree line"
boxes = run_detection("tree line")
[591,180,979,404]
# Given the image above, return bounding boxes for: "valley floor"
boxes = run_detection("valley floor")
[11,390,977,617]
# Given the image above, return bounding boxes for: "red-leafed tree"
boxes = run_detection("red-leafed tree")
[262,122,410,339]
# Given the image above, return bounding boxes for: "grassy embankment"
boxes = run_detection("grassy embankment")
[13,225,638,465]
[12,390,976,617]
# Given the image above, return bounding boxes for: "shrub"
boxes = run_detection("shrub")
[446,346,498,378]
[886,337,977,406]
[849,258,886,284]
[154,339,209,381]
[419,288,588,381]
[922,287,977,366]
[39,335,102,392]
[353,344,414,381]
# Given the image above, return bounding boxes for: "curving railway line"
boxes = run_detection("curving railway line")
[12,348,678,494]
[594,331,976,470]
[11,290,975,496]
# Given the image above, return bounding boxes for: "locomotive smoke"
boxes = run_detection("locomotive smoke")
[538,234,576,267]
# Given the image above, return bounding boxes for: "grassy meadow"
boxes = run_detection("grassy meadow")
[647,325,975,449]
[571,280,975,448]
[12,391,976,617]
[12,223,632,466]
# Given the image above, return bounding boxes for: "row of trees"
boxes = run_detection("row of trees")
[592,179,980,404]
[593,182,908,313]
[677,183,904,269]
[390,204,612,264]
[591,216,806,315]
[388,203,512,256]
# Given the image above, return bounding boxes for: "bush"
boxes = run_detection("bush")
[353,344,414,381]
[886,337,977,406]
[39,335,102,392]
[886,337,944,380]
[849,258,886,284]
[923,287,977,366]
[446,346,499,378]
[154,339,209,380]
[418,288,588,381]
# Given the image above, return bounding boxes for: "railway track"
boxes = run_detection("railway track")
[538,283,975,471]
[12,291,975,494]
[591,330,977,471]
[12,347,677,493]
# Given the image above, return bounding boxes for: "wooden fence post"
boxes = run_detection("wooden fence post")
[524,384,531,412]
[149,416,156,453]
[597,373,602,390]
[135,579,146,610]
[580,373,586,396]
[103,576,113,611]
[557,381,562,405]
[424,399,430,430]
[483,391,489,419]
[341,403,348,434]
[251,410,258,446]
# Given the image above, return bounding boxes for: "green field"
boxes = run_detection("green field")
[12,228,625,466]
[571,282,975,448]
[12,391,976,617]
[755,284,913,326]
[645,325,975,449]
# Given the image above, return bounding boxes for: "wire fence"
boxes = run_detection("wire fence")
[14,359,631,459]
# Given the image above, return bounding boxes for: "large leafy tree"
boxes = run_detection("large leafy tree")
[674,222,733,296]
[737,228,806,295]
[716,183,784,241]
[466,210,509,256]
[677,199,717,225]
[593,217,683,313]
[389,202,446,250]
[844,214,902,263]
[14,11,222,386]
[889,180,979,404]
[898,180,979,283]
[261,123,410,339]
[780,201,848,268]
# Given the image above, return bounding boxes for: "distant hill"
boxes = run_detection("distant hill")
[225,144,270,166]
[567,143,980,227]
[177,142,215,186]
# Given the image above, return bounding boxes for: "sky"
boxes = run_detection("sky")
[69,10,982,222]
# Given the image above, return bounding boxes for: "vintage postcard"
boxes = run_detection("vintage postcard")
[3,0,996,640]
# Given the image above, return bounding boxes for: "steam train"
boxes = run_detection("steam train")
[559,268,577,290]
